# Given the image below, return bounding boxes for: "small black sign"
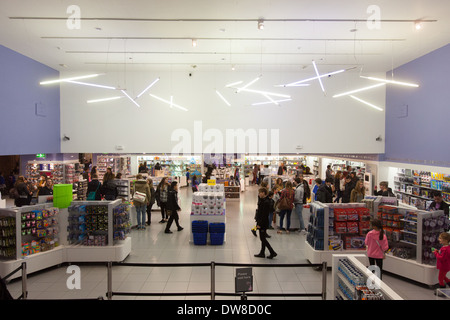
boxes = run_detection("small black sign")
[235,267,253,293]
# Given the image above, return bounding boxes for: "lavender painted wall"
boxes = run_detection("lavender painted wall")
[0,45,60,155]
[384,44,450,167]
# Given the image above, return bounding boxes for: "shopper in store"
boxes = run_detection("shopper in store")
[86,173,102,200]
[13,176,32,207]
[0,172,5,197]
[146,178,156,226]
[234,167,240,186]
[254,187,277,259]
[432,232,450,295]
[350,180,366,203]
[334,171,343,203]
[342,174,354,203]
[293,177,306,233]
[277,162,286,176]
[326,165,334,180]
[191,175,199,192]
[164,181,184,233]
[429,191,449,218]
[316,177,334,203]
[156,177,169,223]
[252,164,259,185]
[312,178,322,201]
[373,181,395,197]
[38,178,53,196]
[277,181,295,234]
[365,219,389,280]
[101,168,118,200]
[133,174,151,230]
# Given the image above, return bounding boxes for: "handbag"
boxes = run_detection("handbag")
[376,240,386,259]
[133,191,147,203]
[87,183,100,200]
[277,196,291,211]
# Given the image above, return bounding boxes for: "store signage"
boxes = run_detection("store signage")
[36,153,46,159]
[207,179,216,186]
[235,267,253,293]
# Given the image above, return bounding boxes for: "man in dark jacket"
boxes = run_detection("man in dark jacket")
[374,181,395,197]
[316,177,334,203]
[429,191,449,218]
[254,188,277,259]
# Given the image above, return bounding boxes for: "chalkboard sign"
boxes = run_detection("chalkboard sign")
[235,267,253,293]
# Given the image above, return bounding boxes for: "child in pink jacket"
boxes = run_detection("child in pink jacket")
[365,219,389,279]
[432,232,450,294]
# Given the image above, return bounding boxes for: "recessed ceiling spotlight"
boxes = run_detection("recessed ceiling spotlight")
[219,28,226,32]
[258,19,264,30]
[231,65,236,71]
[350,28,358,32]
[95,27,102,31]
[192,39,198,47]
[59,64,68,68]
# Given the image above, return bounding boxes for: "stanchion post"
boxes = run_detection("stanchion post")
[210,261,215,300]
[21,262,27,300]
[322,261,327,300]
[107,262,113,300]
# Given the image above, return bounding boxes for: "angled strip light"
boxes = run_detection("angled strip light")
[350,95,383,111]
[40,74,100,85]
[234,88,291,99]
[275,69,346,87]
[216,90,231,106]
[225,81,243,88]
[360,76,419,88]
[67,80,116,90]
[312,60,326,94]
[121,90,141,108]
[149,94,188,112]
[333,83,385,98]
[252,98,292,106]
[236,76,261,93]
[87,96,123,104]
[136,77,160,99]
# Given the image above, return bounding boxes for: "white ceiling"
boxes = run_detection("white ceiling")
[0,0,449,74]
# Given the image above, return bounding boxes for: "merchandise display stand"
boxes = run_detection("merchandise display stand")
[0,204,64,280]
[332,254,403,300]
[305,202,370,265]
[190,184,226,244]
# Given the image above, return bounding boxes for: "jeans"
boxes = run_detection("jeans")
[268,211,274,228]
[136,204,146,227]
[295,203,305,230]
[279,209,291,230]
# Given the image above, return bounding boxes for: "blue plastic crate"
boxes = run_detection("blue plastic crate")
[210,232,224,245]
[209,222,225,233]
[192,220,208,233]
[193,232,207,245]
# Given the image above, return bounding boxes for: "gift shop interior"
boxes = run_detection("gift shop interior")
[0,1,450,301]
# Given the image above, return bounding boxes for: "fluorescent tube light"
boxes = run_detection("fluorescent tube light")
[312,60,325,94]
[121,90,141,108]
[276,69,345,87]
[67,81,116,90]
[136,77,160,98]
[87,96,123,104]
[251,99,292,106]
[236,76,261,93]
[350,95,383,111]
[333,83,385,98]
[40,74,100,85]
[225,81,243,87]
[235,88,291,99]
[360,76,419,88]
[149,94,188,112]
[216,90,231,106]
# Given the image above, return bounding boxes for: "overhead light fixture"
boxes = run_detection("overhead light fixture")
[236,76,261,93]
[360,76,419,88]
[231,65,236,71]
[235,88,291,99]
[312,60,326,94]
[275,68,348,87]
[192,39,197,47]
[67,80,116,90]
[226,81,243,88]
[414,21,422,30]
[258,19,264,30]
[216,90,231,106]
[349,95,383,111]
[87,96,123,104]
[149,94,188,112]
[40,74,100,85]
[332,83,385,98]
[251,99,292,106]
[136,77,160,99]
[121,90,141,108]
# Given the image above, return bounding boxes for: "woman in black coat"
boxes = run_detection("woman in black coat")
[164,181,184,233]
[254,188,277,259]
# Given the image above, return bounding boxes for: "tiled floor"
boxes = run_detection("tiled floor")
[3,186,446,300]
